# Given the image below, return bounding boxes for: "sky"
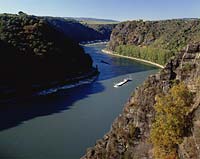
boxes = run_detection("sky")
[0,0,199,21]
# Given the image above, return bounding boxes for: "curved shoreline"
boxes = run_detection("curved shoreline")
[37,68,99,96]
[102,49,164,68]
[0,68,99,103]
[32,68,99,94]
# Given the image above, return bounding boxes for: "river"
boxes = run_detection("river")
[0,43,158,159]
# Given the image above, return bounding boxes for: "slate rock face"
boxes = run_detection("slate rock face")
[82,43,200,159]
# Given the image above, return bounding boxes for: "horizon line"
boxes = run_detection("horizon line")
[0,11,199,22]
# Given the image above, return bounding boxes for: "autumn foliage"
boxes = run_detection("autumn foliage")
[150,83,193,159]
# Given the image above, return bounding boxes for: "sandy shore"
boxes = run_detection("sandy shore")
[102,49,164,69]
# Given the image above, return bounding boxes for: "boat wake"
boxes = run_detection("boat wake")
[113,77,132,88]
[37,75,98,96]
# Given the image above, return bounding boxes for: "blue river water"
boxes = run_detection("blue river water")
[0,43,158,159]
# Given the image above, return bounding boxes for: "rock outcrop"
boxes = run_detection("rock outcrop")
[108,19,200,53]
[82,43,200,159]
[105,19,200,66]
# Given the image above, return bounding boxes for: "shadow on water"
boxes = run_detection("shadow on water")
[0,81,105,131]
[0,43,158,131]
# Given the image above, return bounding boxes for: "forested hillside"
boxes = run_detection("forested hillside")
[45,17,116,42]
[0,12,95,99]
[108,19,200,65]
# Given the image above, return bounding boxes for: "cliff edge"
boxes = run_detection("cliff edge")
[82,43,200,159]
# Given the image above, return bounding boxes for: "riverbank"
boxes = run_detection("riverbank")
[36,68,99,96]
[102,49,164,68]
[0,68,99,103]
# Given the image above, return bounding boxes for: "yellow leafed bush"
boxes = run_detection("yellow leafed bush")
[150,83,193,159]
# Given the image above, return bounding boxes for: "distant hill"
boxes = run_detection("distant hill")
[65,17,119,24]
[45,17,117,42]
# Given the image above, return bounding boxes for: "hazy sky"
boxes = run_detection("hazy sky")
[0,0,199,21]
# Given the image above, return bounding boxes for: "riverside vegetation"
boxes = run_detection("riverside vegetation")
[108,19,200,65]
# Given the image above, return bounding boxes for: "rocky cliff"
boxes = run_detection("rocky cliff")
[82,43,200,159]
[108,19,200,53]
[105,19,200,66]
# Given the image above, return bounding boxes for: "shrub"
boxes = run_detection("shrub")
[115,45,172,65]
[150,83,193,159]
